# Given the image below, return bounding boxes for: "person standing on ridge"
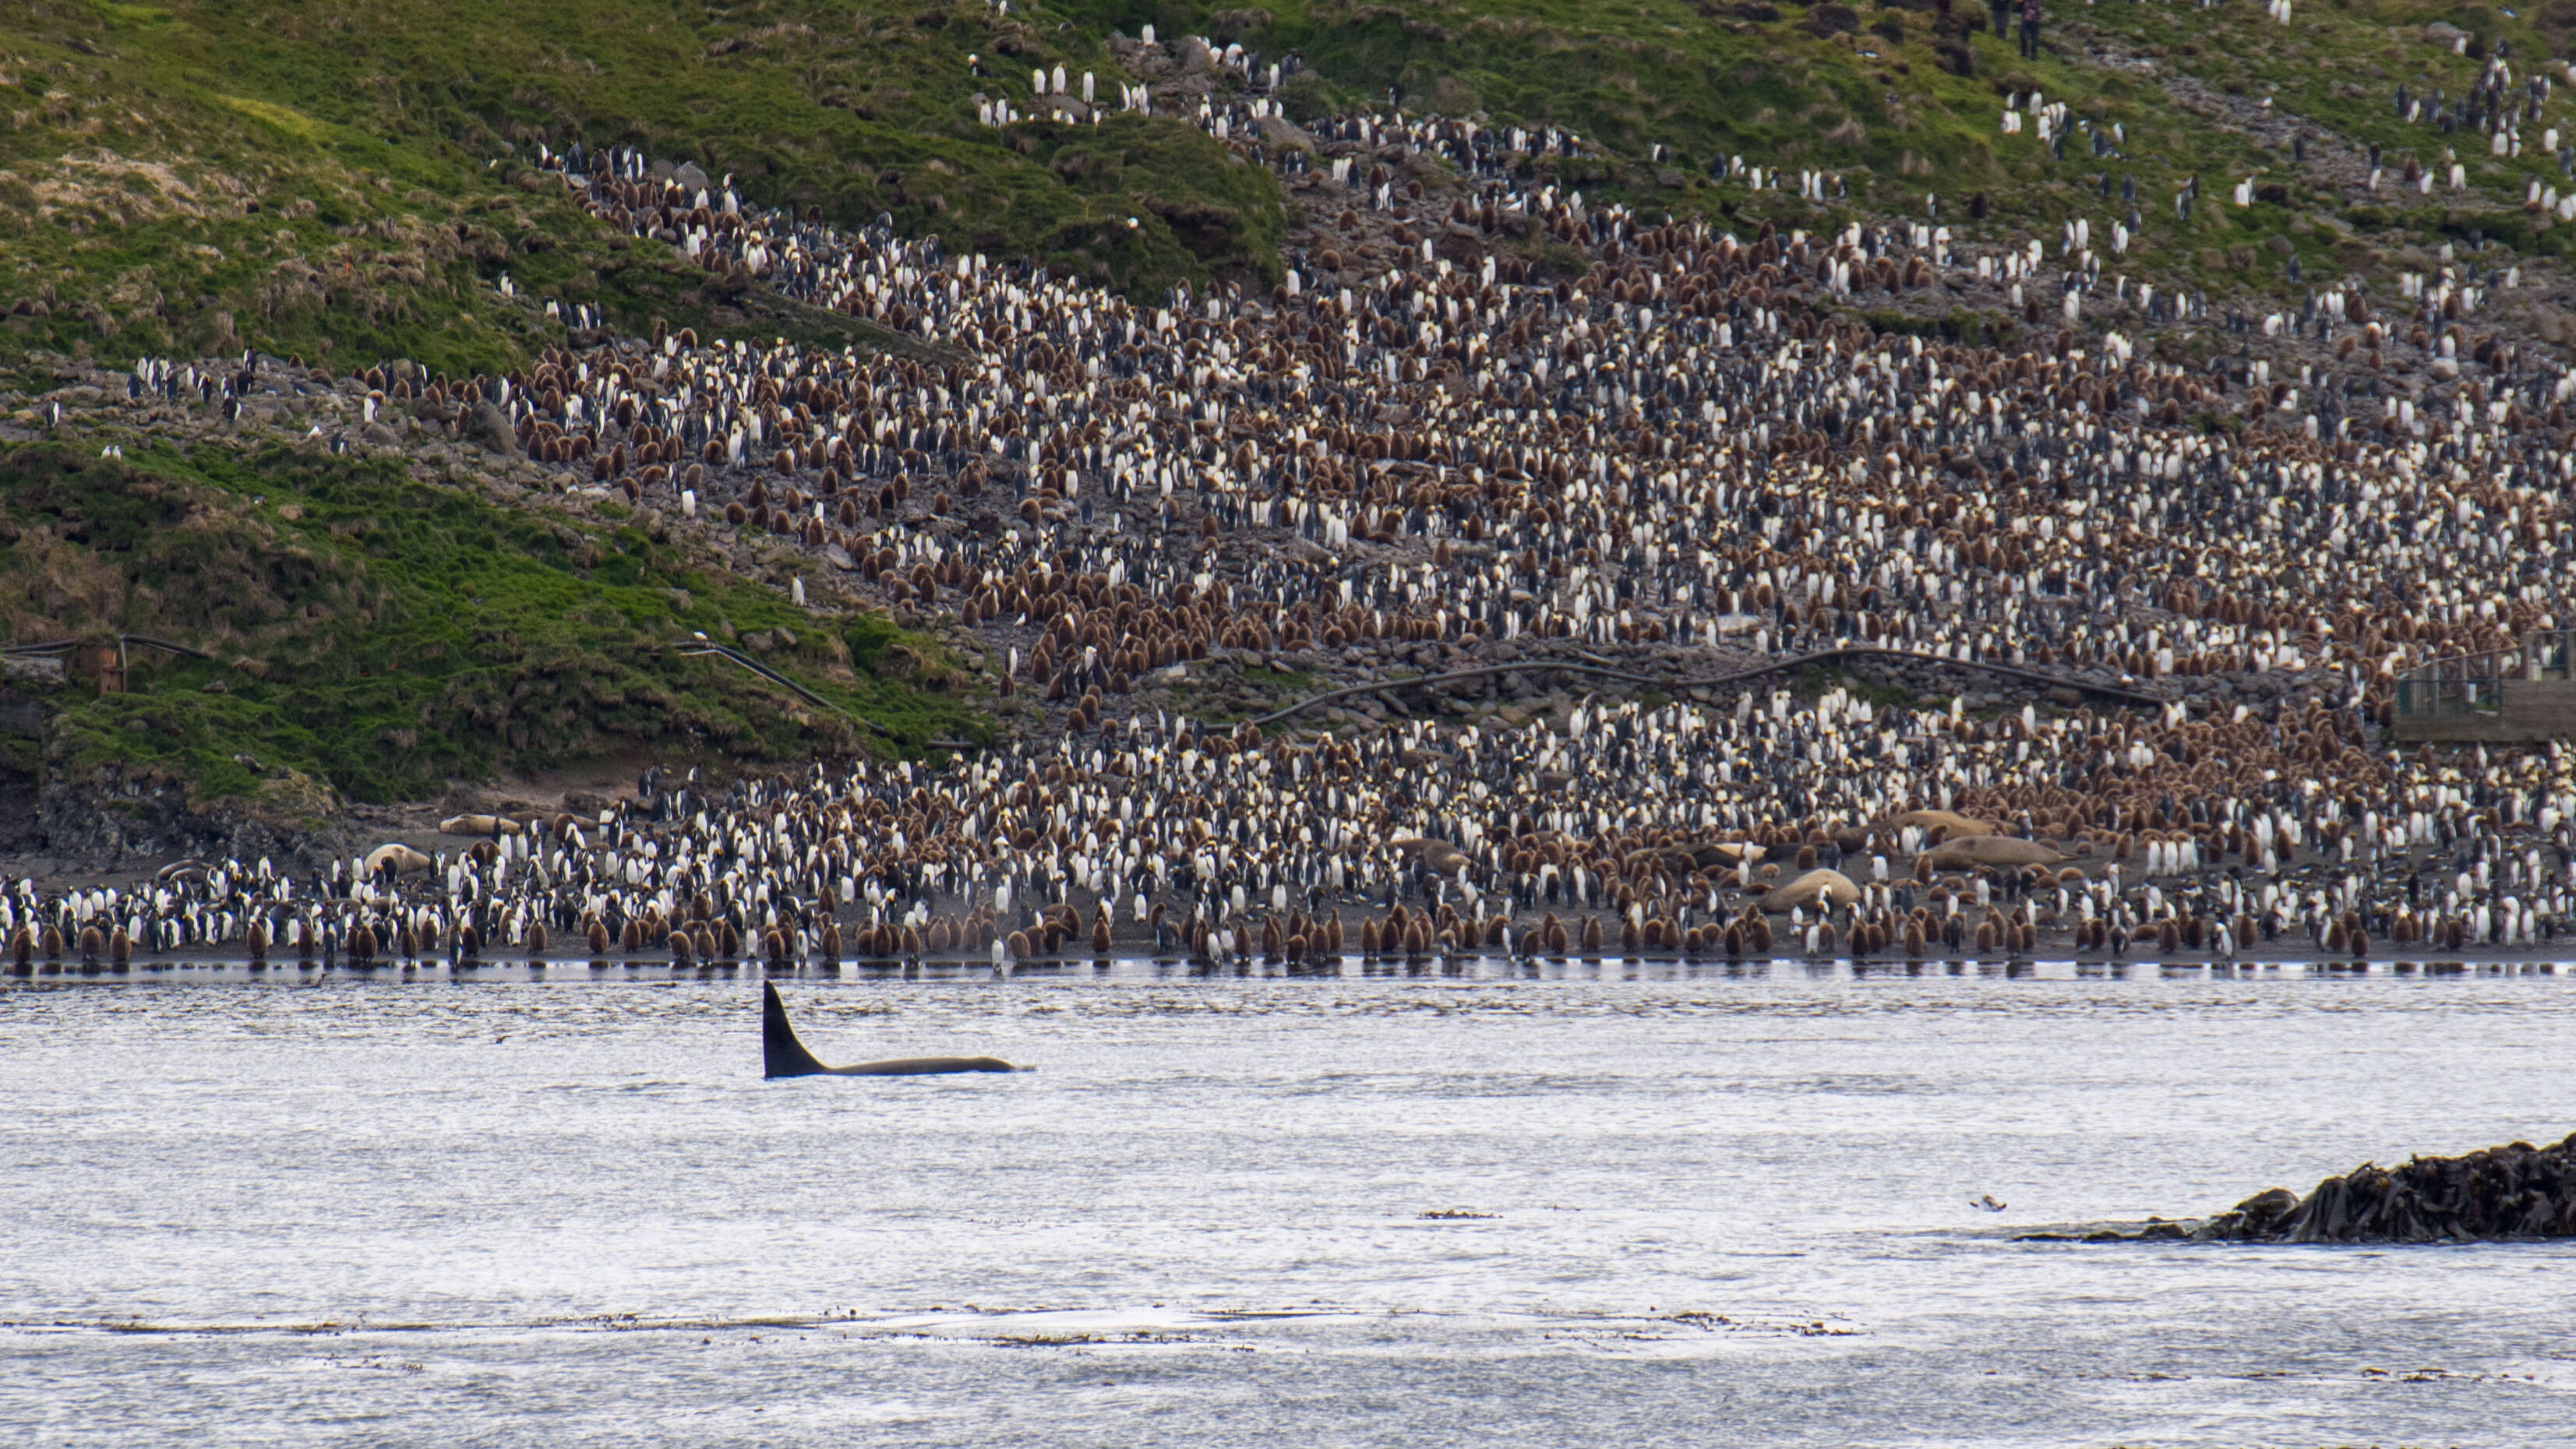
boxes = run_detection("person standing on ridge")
[1989,0,2012,45]
[2020,0,2041,59]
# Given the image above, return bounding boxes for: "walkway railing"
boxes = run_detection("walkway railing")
[2395,629,2576,720]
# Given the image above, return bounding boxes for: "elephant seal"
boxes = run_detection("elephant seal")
[762,983,1017,1078]
[1763,867,1861,913]
[439,813,525,837]
[365,843,433,877]
[1388,836,1475,875]
[1880,809,2001,838]
[1923,835,2065,871]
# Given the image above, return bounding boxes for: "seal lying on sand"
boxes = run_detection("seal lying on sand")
[1879,809,2000,838]
[1922,835,2065,871]
[1762,867,1861,914]
[761,983,1018,1078]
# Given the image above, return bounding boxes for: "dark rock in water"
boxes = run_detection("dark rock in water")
[2193,1133,2576,1243]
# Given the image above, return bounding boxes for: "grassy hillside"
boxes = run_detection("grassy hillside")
[9,0,2573,379]
[1097,0,2576,298]
[0,442,990,810]
[8,0,2573,825]
[2,0,1279,375]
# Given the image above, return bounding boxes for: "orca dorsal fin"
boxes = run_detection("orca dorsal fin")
[762,982,831,1078]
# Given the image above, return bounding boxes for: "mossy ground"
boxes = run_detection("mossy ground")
[8,0,2570,378]
[1,0,1279,374]
[1096,0,2576,304]
[9,0,2572,817]
[0,442,990,807]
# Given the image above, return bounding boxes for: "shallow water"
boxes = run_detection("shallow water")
[5,970,2574,1447]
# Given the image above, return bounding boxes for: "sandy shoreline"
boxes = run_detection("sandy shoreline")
[7,951,2567,981]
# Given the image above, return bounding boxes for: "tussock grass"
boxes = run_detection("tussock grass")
[1103,0,2576,297]
[0,442,990,806]
[1,0,1276,373]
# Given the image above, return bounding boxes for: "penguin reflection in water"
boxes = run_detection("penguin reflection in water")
[760,982,1018,1077]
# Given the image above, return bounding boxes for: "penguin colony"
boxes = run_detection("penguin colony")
[10,698,2576,971]
[285,118,2576,721]
[51,33,2576,968]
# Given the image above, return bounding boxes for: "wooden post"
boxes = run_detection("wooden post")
[77,644,124,693]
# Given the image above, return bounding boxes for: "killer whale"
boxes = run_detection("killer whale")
[761,983,1018,1077]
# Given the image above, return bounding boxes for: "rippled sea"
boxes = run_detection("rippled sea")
[5,962,2574,1446]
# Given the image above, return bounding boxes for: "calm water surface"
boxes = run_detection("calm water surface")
[5,964,2574,1446]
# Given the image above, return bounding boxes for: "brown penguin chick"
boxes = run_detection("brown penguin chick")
[717,922,740,961]
[457,922,481,961]
[668,929,695,967]
[762,927,787,965]
[108,927,130,967]
[351,923,377,965]
[1580,916,1603,954]
[1092,912,1113,956]
[245,921,269,964]
[526,920,548,957]
[78,924,102,964]
[1006,929,1032,961]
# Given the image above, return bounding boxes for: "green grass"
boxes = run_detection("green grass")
[1240,661,1318,693]
[8,0,2572,377]
[0,0,1279,373]
[0,442,991,806]
[1087,0,2576,302]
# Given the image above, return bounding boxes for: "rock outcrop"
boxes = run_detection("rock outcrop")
[39,769,359,876]
[2194,1133,2576,1243]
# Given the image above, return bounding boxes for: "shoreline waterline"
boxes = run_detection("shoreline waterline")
[4,952,2572,983]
